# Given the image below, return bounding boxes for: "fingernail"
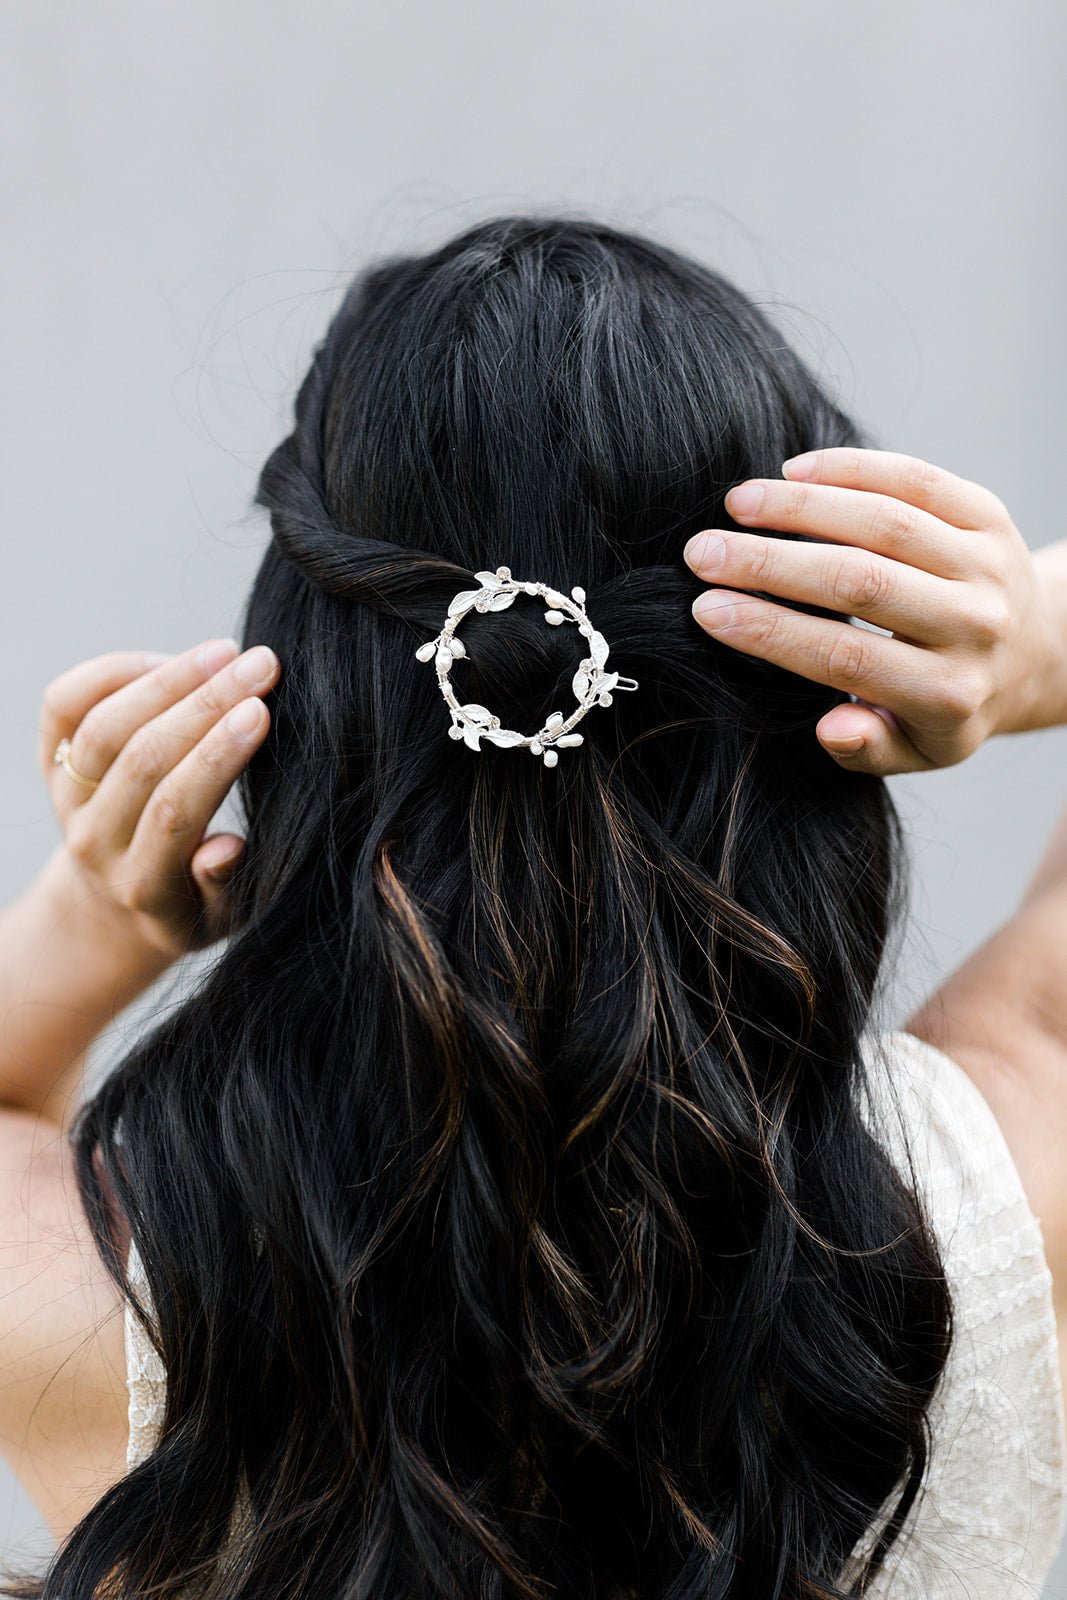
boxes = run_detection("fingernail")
[782,453,817,481]
[206,847,243,878]
[226,698,265,737]
[201,637,240,674]
[725,482,764,517]
[825,735,866,753]
[233,645,278,686]
[692,594,736,631]
[141,651,173,668]
[684,532,726,571]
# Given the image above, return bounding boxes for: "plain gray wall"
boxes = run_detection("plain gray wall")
[2,0,1065,1589]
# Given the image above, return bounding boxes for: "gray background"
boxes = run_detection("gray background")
[2,0,1065,1589]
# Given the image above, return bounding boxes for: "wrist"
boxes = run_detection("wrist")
[1032,544,1067,729]
[0,847,175,1122]
[997,544,1067,735]
[32,845,176,998]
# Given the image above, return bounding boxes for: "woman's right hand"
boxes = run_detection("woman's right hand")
[37,637,280,960]
[684,448,1067,775]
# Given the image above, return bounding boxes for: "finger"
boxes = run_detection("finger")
[691,590,946,720]
[189,833,245,930]
[192,832,246,879]
[777,447,1011,535]
[815,703,938,776]
[684,528,968,645]
[125,699,268,891]
[58,637,240,799]
[721,476,993,580]
[39,651,172,784]
[78,646,280,846]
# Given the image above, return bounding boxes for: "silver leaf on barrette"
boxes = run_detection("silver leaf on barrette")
[460,703,494,725]
[447,589,483,618]
[589,631,610,667]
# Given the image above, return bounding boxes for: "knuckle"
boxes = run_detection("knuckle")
[152,654,192,692]
[112,876,142,913]
[965,592,1012,647]
[72,708,111,769]
[864,497,919,547]
[823,627,872,688]
[780,484,813,524]
[149,788,189,839]
[830,553,892,614]
[192,675,228,717]
[742,536,776,588]
[123,729,165,786]
[114,874,156,914]
[939,669,988,722]
[896,456,940,502]
[821,447,862,483]
[196,728,233,777]
[983,490,1014,532]
[744,603,784,651]
[970,534,1007,579]
[64,812,99,865]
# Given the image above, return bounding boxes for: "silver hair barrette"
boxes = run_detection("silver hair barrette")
[415,566,638,767]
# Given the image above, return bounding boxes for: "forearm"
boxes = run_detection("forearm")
[0,845,173,1126]
[912,554,1067,1047]
[1020,804,1067,907]
[904,835,1067,1341]
[907,800,1067,1051]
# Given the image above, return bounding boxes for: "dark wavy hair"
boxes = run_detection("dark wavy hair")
[25,218,953,1598]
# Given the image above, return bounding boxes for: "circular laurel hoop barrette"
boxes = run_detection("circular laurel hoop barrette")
[415,566,638,768]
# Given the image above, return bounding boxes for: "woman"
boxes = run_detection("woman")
[0,217,1063,1598]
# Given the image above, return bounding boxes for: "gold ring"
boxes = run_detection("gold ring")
[52,738,100,791]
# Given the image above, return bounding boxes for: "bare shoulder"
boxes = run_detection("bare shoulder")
[905,889,1067,1382]
[0,1108,129,1544]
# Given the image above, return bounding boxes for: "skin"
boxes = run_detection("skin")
[1,447,1065,1541]
[686,447,1067,774]
[0,638,278,1538]
[687,447,1067,1406]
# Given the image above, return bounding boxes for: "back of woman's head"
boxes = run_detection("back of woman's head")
[52,218,951,1600]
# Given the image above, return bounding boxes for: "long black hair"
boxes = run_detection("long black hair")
[28,218,952,1598]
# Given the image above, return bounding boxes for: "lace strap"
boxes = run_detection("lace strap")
[123,1237,166,1471]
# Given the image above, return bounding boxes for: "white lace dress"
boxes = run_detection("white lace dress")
[124,1029,1067,1595]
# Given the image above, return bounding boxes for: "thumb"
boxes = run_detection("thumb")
[190,833,246,924]
[815,703,937,776]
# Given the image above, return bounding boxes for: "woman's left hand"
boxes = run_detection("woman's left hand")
[37,636,280,962]
[684,448,1060,775]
